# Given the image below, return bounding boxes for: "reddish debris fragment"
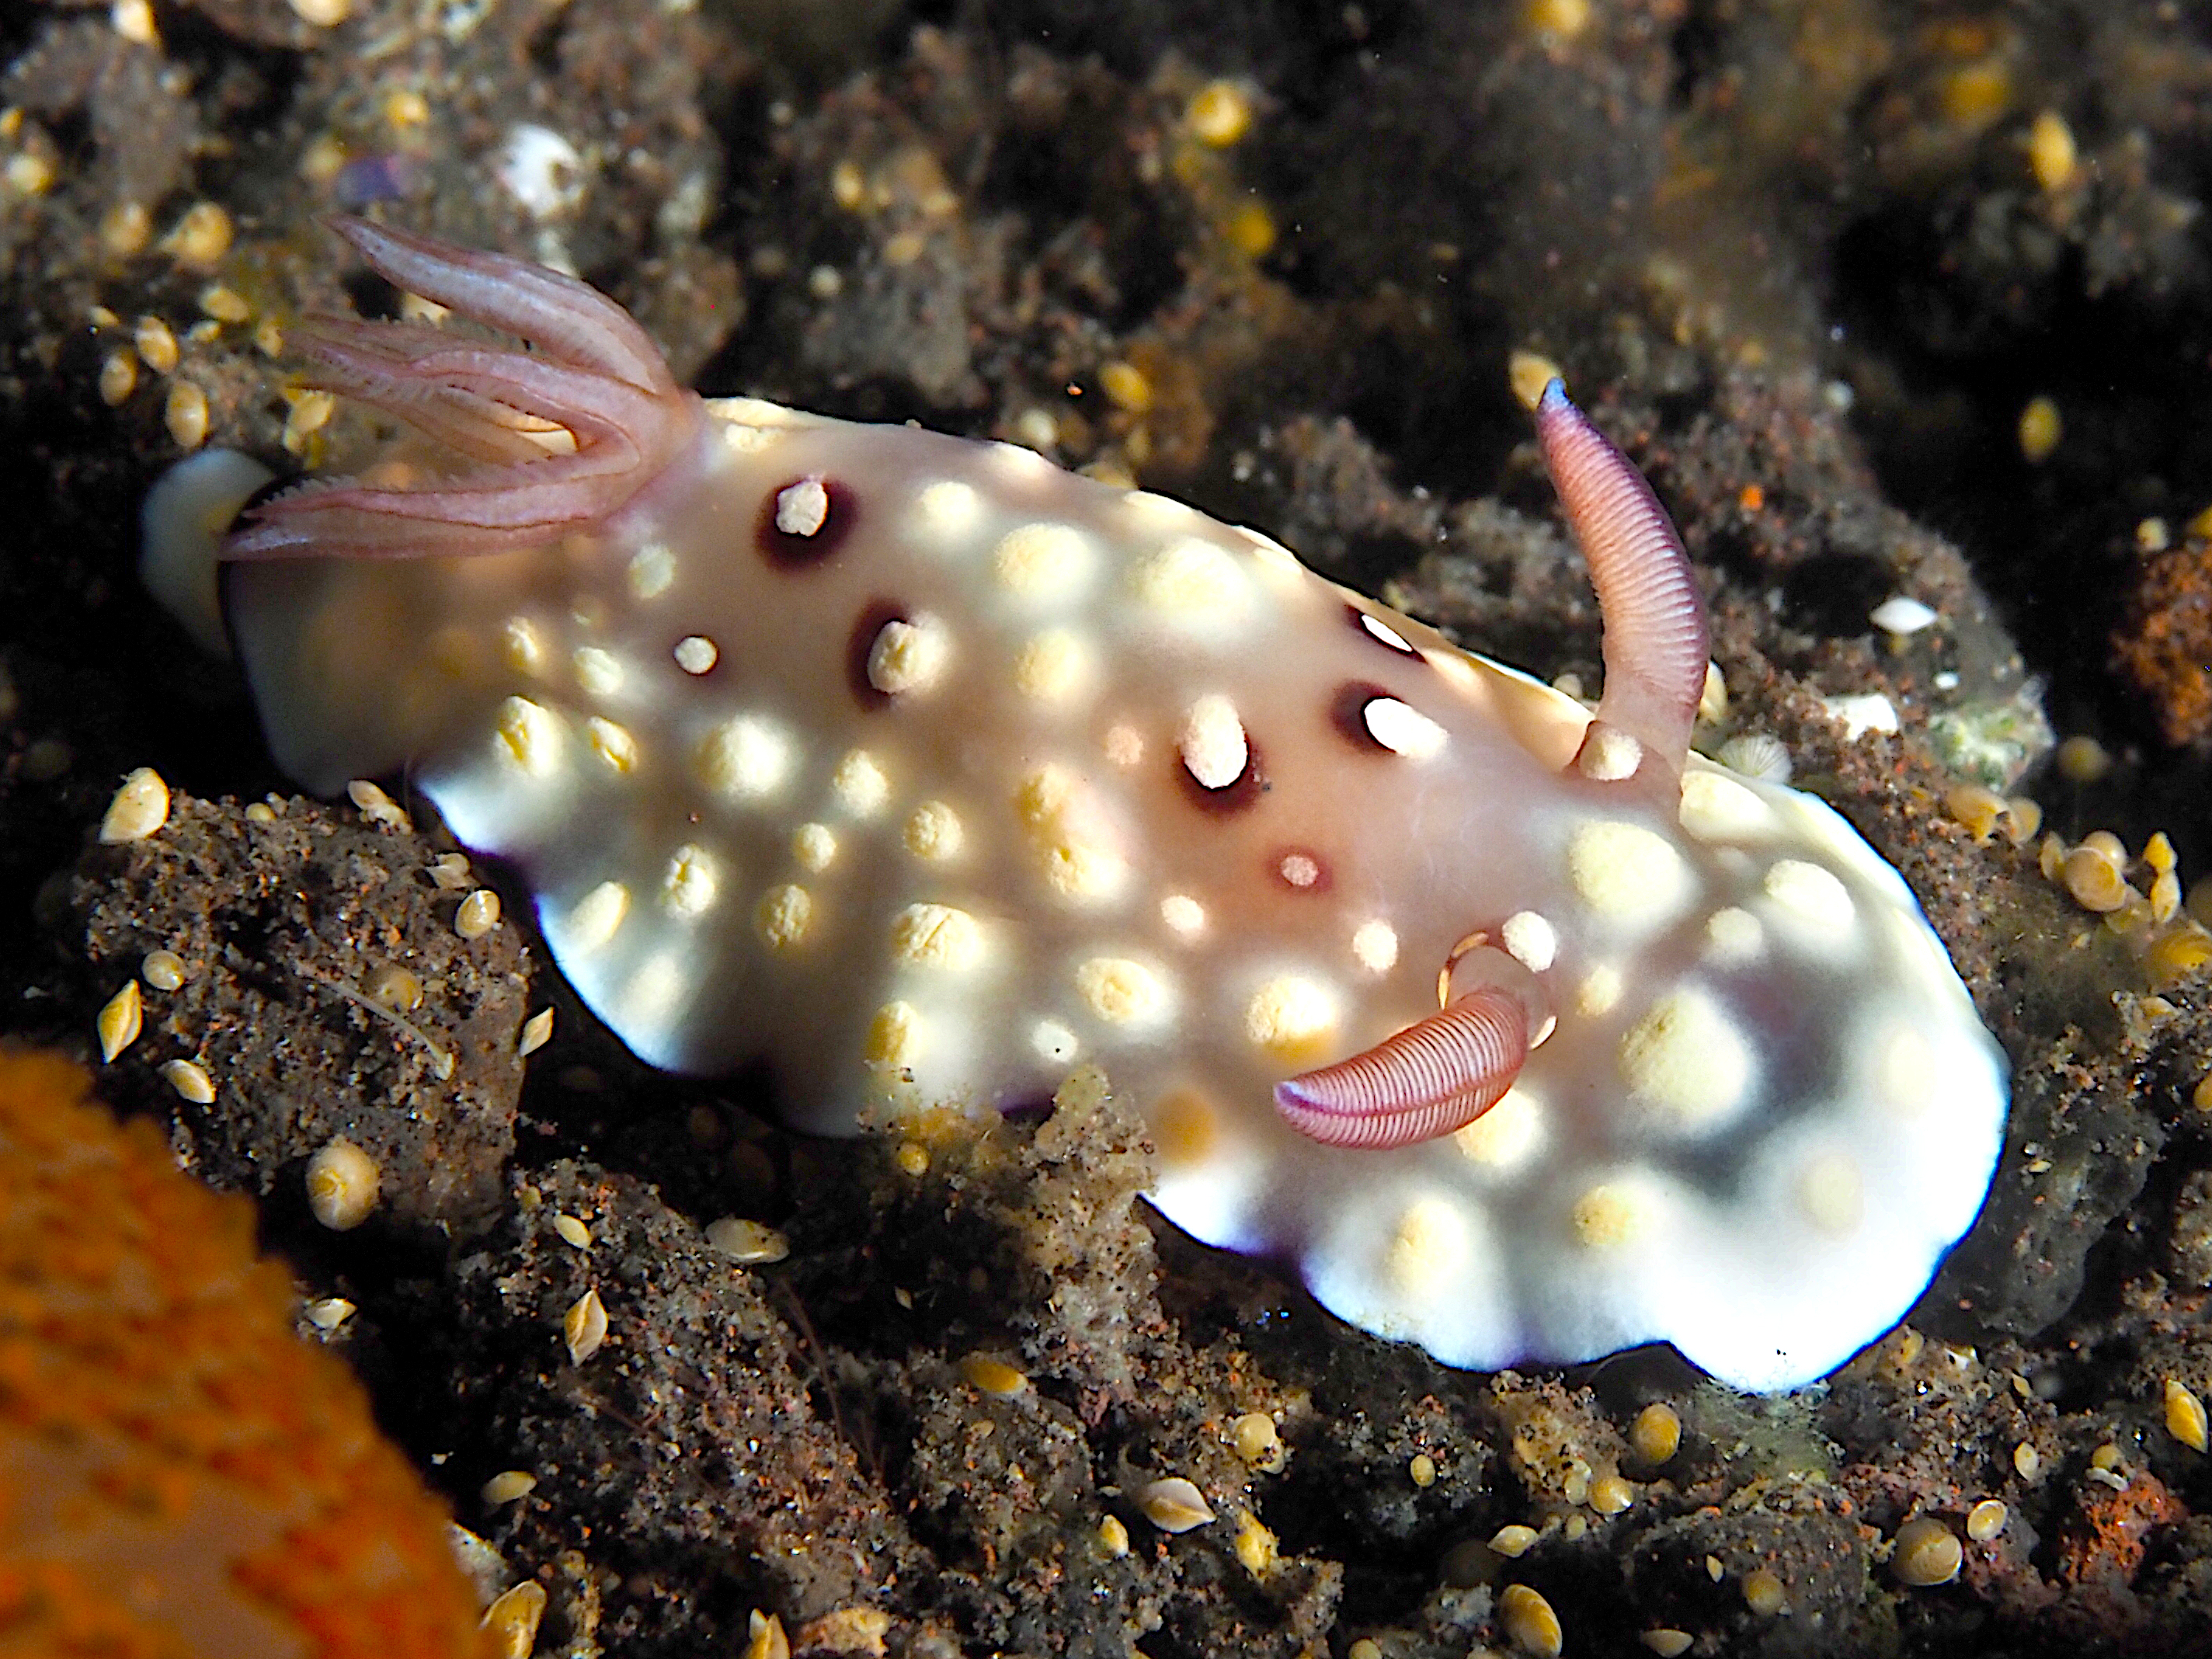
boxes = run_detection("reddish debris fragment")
[2113,541,2212,746]
[2055,1470,2186,1591]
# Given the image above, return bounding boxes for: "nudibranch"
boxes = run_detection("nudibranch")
[144,219,2009,1391]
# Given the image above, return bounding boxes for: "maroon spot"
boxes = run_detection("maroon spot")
[847,600,908,711]
[1174,735,1268,816]
[1271,847,1331,893]
[1346,602,1416,655]
[1330,680,1396,753]
[757,475,857,569]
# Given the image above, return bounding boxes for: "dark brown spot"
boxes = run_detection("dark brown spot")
[1347,602,1416,654]
[1174,735,1267,816]
[1271,847,1331,893]
[847,600,907,711]
[757,475,857,569]
[1330,680,1396,753]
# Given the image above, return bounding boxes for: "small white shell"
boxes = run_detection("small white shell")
[1870,594,1938,635]
[1136,1476,1215,1533]
[306,1137,380,1230]
[563,1288,608,1364]
[704,1216,790,1264]
[160,1057,216,1104]
[481,1469,539,1506]
[99,767,169,843]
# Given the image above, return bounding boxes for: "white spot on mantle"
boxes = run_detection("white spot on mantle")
[1178,694,1247,789]
[775,476,830,537]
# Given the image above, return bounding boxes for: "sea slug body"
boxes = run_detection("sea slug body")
[145,218,2011,1391]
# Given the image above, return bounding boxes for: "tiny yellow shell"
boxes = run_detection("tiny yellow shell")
[134,315,179,373]
[2054,734,2109,784]
[160,1057,215,1104]
[959,1354,1029,1396]
[742,1609,790,1659]
[368,965,423,1013]
[283,388,338,453]
[1231,1411,1280,1466]
[1233,1512,1278,1575]
[1098,360,1153,415]
[98,350,138,407]
[480,1581,547,1659]
[455,889,503,937]
[1185,80,1254,148]
[164,381,210,450]
[306,1136,380,1230]
[2027,110,2077,192]
[2062,843,2128,913]
[1891,1516,1962,1586]
[1943,782,2005,843]
[2150,869,2182,925]
[481,1469,538,1505]
[704,1216,790,1264]
[1136,1476,1214,1533]
[100,200,151,257]
[563,1287,608,1364]
[2165,1377,2209,1453]
[1743,1567,1787,1615]
[99,767,170,843]
[198,283,252,324]
[1499,1582,1563,1657]
[346,776,411,830]
[1589,1473,1635,1515]
[1629,1402,1681,1466]
[96,979,143,1063]
[162,201,234,270]
[1522,0,1591,43]
[2018,395,2061,464]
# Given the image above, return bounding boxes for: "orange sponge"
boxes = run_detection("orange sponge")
[0,1046,494,1659]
